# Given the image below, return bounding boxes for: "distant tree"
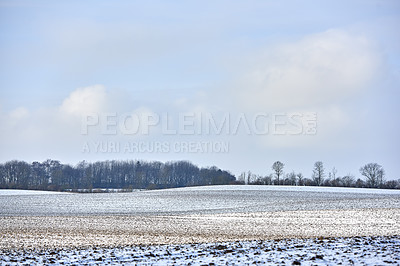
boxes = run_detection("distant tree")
[382,180,399,189]
[263,174,273,185]
[0,159,235,191]
[247,171,252,185]
[331,167,337,178]
[312,161,325,186]
[328,176,340,187]
[272,161,284,185]
[322,177,332,187]
[286,171,297,186]
[252,175,265,185]
[238,172,246,184]
[341,174,355,187]
[359,163,385,188]
[303,177,313,186]
[329,167,338,184]
[355,178,365,188]
[297,173,304,186]
[251,173,259,184]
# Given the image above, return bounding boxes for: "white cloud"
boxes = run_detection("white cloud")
[60,85,108,117]
[234,29,382,111]
[7,107,29,127]
[257,105,352,149]
[222,29,385,153]
[0,85,151,162]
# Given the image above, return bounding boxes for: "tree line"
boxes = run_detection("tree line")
[0,159,235,191]
[238,161,399,189]
[1,159,398,192]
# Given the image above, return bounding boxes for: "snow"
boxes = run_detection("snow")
[2,208,399,250]
[2,184,400,197]
[0,185,399,264]
[0,189,65,196]
[1,185,399,216]
[1,236,399,265]
[167,184,400,194]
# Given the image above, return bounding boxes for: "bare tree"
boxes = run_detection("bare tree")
[328,167,339,186]
[359,163,385,188]
[247,171,252,185]
[287,171,297,186]
[383,179,399,189]
[329,167,337,180]
[312,161,325,186]
[263,174,273,185]
[238,172,246,184]
[297,173,304,186]
[272,161,284,185]
[342,174,355,187]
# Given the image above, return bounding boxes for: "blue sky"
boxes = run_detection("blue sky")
[1,0,399,180]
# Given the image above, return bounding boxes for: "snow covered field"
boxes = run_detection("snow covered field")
[1,185,400,264]
[1,236,399,265]
[1,185,400,216]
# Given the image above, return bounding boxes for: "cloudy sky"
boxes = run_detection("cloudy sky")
[1,0,399,180]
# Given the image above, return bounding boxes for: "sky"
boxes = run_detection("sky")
[0,0,399,180]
